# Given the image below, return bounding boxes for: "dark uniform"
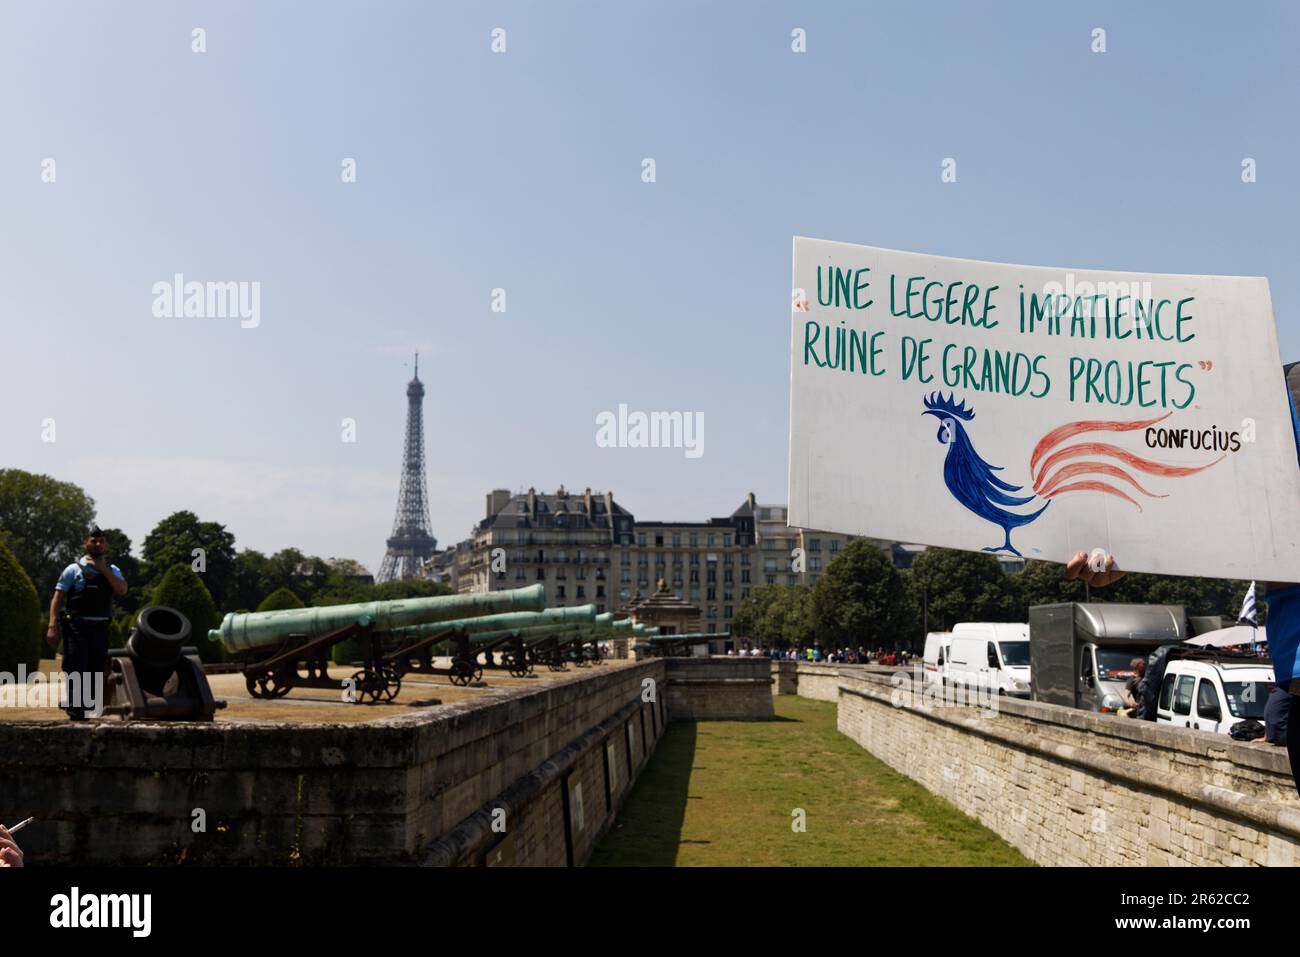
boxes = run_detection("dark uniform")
[55,558,118,719]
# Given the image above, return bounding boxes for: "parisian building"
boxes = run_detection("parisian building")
[430,488,860,640]
[427,488,1025,653]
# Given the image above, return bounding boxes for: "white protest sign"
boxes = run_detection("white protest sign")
[788,236,1300,581]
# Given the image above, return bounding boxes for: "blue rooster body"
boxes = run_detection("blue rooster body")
[922,393,1048,557]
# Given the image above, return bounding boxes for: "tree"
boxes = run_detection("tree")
[908,547,1018,635]
[368,578,452,601]
[0,539,41,673]
[141,512,237,610]
[1009,559,1087,617]
[770,585,815,647]
[150,564,223,661]
[264,549,331,604]
[229,549,273,612]
[326,557,371,580]
[0,469,96,596]
[733,585,783,643]
[256,586,305,613]
[733,585,813,648]
[811,539,910,648]
[1010,559,1255,624]
[99,528,142,614]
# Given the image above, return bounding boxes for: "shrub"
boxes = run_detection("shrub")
[0,540,41,673]
[256,586,305,613]
[150,564,223,661]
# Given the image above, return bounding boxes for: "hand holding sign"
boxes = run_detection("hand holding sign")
[1065,550,1125,588]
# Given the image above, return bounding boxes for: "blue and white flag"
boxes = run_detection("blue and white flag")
[1239,581,1258,626]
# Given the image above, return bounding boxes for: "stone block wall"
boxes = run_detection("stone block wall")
[2,661,667,866]
[832,670,1300,866]
[664,657,774,720]
[771,661,798,695]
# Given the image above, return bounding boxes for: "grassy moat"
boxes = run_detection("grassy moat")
[590,695,1030,866]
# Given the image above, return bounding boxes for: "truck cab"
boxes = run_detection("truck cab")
[1156,654,1275,735]
[1030,603,1186,713]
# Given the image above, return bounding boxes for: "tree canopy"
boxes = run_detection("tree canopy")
[733,584,814,648]
[811,539,911,648]
[908,547,1019,632]
[142,511,237,610]
[0,469,96,595]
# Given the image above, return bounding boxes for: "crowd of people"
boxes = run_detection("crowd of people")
[730,645,916,665]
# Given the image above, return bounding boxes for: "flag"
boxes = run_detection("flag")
[1238,581,1258,626]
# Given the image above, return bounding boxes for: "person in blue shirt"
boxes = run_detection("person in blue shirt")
[45,526,128,720]
[1066,370,1300,796]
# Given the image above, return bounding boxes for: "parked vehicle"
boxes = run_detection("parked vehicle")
[921,631,953,690]
[947,622,1031,697]
[1156,652,1274,735]
[1029,603,1185,713]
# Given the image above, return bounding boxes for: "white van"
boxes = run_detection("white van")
[922,631,952,690]
[1156,655,1274,735]
[947,622,1031,697]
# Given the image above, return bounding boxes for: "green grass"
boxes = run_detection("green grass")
[589,695,1031,866]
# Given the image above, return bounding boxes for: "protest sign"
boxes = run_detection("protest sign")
[788,237,1300,580]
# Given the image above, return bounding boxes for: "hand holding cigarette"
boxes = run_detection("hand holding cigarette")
[0,822,27,867]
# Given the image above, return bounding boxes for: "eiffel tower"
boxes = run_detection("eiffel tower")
[376,355,438,582]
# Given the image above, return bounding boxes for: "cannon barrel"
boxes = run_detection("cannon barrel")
[211,584,546,653]
[457,616,631,647]
[453,616,618,646]
[390,604,596,640]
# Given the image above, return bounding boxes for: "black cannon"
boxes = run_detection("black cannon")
[104,606,224,721]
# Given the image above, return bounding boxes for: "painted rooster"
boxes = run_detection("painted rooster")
[921,392,1223,557]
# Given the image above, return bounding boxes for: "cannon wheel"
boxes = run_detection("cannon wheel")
[448,658,475,687]
[347,670,373,703]
[507,656,531,678]
[246,669,294,699]
[380,663,402,701]
[347,668,398,704]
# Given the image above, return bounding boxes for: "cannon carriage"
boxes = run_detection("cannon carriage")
[210,585,546,703]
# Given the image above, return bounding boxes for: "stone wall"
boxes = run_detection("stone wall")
[830,669,1300,866]
[2,661,667,867]
[788,662,852,701]
[771,661,798,695]
[771,661,896,699]
[664,657,774,720]
[424,683,668,866]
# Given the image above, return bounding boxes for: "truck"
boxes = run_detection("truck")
[947,622,1031,697]
[1029,603,1186,713]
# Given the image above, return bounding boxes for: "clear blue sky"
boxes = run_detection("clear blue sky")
[2,0,1296,575]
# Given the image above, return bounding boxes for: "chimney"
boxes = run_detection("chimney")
[487,489,510,518]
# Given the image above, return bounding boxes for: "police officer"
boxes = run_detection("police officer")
[45,526,128,720]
